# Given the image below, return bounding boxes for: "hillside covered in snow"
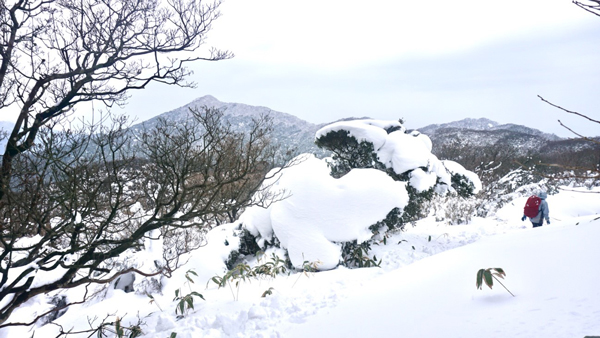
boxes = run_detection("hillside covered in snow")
[3,187,599,338]
[2,111,599,338]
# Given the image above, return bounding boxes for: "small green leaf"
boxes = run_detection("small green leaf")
[428,235,431,242]
[476,269,484,289]
[170,332,177,338]
[493,268,506,278]
[483,269,494,289]
[211,276,221,287]
[115,317,121,334]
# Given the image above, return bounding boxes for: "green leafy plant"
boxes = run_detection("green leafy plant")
[292,259,321,287]
[476,267,515,297]
[340,240,382,268]
[173,270,205,317]
[209,254,289,300]
[253,253,289,278]
[113,316,143,338]
[209,263,252,301]
[90,315,145,338]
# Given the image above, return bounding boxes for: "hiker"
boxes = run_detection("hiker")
[521,191,550,228]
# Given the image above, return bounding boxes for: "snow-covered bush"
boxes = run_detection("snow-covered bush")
[316,119,481,226]
[239,154,410,270]
[474,168,558,218]
[233,119,481,271]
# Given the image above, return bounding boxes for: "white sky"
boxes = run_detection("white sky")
[5,0,600,137]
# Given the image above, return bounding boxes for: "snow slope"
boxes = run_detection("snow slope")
[2,189,599,338]
[287,216,600,338]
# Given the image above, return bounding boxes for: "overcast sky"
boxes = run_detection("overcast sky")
[7,0,600,137]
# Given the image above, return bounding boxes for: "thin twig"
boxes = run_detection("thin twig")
[573,1,600,17]
[558,120,600,145]
[538,95,600,124]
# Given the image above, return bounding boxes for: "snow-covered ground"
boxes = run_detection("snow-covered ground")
[4,187,599,338]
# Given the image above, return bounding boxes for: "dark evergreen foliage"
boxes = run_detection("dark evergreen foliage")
[339,240,381,268]
[451,173,476,198]
[315,130,386,178]
[399,185,435,226]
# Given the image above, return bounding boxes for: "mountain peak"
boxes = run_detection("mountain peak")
[132,95,327,156]
[418,118,499,134]
[191,95,222,106]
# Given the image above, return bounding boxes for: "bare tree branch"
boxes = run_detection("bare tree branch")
[573,0,600,17]
[558,119,600,145]
[538,95,600,124]
[0,0,233,201]
[0,103,290,328]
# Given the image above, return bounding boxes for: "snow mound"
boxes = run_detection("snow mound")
[377,131,437,176]
[315,119,401,150]
[241,154,409,270]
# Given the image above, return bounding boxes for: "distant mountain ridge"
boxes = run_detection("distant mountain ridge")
[2,99,590,164]
[413,117,575,158]
[131,95,325,155]
[417,117,560,141]
[134,97,576,159]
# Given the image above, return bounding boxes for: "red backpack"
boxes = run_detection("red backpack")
[524,195,541,218]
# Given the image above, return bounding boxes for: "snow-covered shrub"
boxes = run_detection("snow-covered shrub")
[316,119,481,227]
[235,119,481,271]
[223,224,288,271]
[430,194,478,225]
[474,168,558,218]
[370,207,403,232]
[239,154,410,270]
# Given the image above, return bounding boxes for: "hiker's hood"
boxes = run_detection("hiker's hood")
[538,191,548,199]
